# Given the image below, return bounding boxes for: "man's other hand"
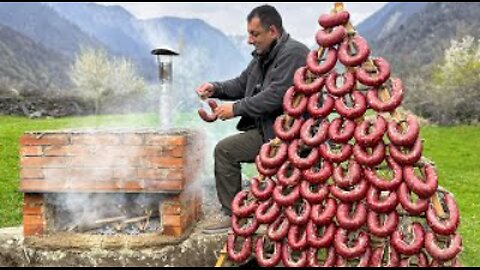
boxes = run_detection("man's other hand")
[196,83,215,100]
[215,103,235,121]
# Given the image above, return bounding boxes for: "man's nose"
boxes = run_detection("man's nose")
[247,36,255,45]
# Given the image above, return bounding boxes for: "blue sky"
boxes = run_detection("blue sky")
[97,2,387,45]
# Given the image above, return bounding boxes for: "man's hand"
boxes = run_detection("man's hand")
[215,103,235,121]
[196,82,215,100]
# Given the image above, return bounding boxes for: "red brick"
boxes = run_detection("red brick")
[170,145,185,158]
[161,202,183,215]
[20,169,44,179]
[20,134,69,146]
[145,135,186,146]
[112,167,137,179]
[23,214,45,225]
[70,155,129,167]
[43,145,65,156]
[66,145,93,156]
[143,146,170,156]
[43,168,72,180]
[143,156,184,168]
[20,180,150,192]
[68,168,113,181]
[20,146,43,156]
[137,169,184,181]
[23,205,44,215]
[123,134,144,145]
[20,156,68,168]
[24,224,44,236]
[143,180,183,192]
[162,225,184,237]
[71,134,121,145]
[24,194,44,206]
[162,215,183,227]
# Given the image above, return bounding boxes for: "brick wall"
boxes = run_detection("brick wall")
[19,129,204,237]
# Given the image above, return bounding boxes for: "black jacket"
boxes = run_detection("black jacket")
[211,33,309,142]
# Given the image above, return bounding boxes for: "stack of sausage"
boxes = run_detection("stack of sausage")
[204,7,463,268]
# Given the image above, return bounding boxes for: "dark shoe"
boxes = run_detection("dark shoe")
[202,214,231,234]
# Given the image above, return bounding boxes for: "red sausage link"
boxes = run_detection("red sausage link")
[300,180,330,204]
[328,117,356,144]
[300,118,329,147]
[259,141,288,168]
[391,223,425,256]
[267,214,290,241]
[306,48,337,75]
[255,199,281,224]
[330,178,369,203]
[288,139,319,170]
[389,138,422,166]
[370,245,400,267]
[231,215,259,237]
[231,190,258,218]
[281,243,308,267]
[333,160,362,189]
[283,86,308,118]
[367,211,399,238]
[366,186,398,214]
[302,158,333,184]
[387,114,420,147]
[307,93,335,118]
[310,198,337,225]
[287,225,308,250]
[255,236,282,267]
[325,71,356,97]
[334,229,370,259]
[316,26,347,48]
[353,140,386,167]
[426,193,460,235]
[354,115,387,147]
[318,11,350,28]
[227,233,252,263]
[306,221,336,248]
[250,176,275,201]
[336,202,367,231]
[285,199,312,225]
[334,91,368,120]
[338,35,371,67]
[404,163,438,199]
[277,161,302,186]
[364,156,403,191]
[397,183,429,215]
[367,78,404,112]
[293,67,325,95]
[197,99,218,122]
[425,231,462,262]
[319,142,353,164]
[356,57,391,87]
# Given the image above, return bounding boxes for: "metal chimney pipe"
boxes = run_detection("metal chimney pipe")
[151,48,179,130]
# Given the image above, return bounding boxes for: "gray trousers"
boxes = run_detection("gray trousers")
[214,129,264,215]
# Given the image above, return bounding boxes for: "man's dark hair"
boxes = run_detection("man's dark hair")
[247,5,284,34]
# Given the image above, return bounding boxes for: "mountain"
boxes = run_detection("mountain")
[0,2,102,59]
[357,2,428,46]
[0,23,71,94]
[358,2,480,77]
[46,3,149,58]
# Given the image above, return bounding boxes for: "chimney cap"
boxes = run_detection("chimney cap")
[151,47,179,56]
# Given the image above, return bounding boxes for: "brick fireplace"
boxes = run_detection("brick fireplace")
[19,129,204,240]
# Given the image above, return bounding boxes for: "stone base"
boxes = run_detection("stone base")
[0,223,226,267]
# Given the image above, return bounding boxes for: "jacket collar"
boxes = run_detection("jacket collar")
[252,32,289,64]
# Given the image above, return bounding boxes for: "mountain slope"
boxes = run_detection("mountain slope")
[0,2,102,59]
[0,23,71,94]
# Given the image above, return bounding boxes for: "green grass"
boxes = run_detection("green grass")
[0,115,478,266]
[420,125,480,267]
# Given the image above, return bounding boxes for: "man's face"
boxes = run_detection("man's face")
[247,17,278,55]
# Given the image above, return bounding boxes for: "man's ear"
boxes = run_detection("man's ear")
[269,25,279,38]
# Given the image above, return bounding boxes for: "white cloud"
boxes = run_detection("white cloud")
[97,2,387,46]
